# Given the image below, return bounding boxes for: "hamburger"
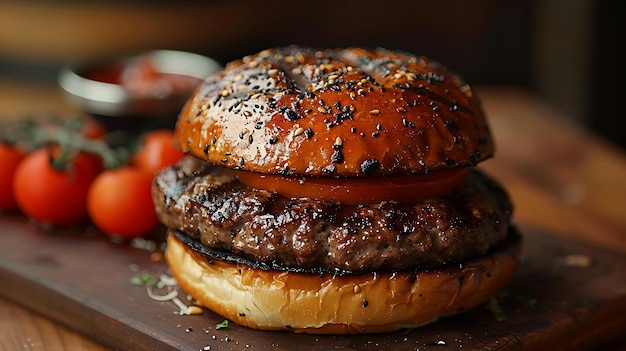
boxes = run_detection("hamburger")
[152,46,521,334]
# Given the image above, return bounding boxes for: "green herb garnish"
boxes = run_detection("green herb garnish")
[215,320,229,329]
[130,273,157,286]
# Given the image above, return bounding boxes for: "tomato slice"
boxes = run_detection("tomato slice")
[235,168,469,205]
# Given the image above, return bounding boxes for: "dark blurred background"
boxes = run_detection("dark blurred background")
[0,0,623,149]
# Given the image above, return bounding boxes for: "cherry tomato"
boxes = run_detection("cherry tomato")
[0,143,26,212]
[77,119,107,171]
[87,166,157,239]
[13,146,101,226]
[130,129,185,174]
[235,168,470,205]
[80,118,107,140]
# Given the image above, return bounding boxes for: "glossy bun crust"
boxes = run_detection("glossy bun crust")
[166,230,521,334]
[175,46,494,177]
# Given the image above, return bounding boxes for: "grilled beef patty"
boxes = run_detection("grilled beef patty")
[153,156,513,273]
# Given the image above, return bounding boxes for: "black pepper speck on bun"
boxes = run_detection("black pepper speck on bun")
[152,46,521,334]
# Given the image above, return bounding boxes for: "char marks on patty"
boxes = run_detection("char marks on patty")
[153,156,513,273]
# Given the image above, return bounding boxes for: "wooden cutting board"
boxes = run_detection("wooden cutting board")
[1,215,625,351]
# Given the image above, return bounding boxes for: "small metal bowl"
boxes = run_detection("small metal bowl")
[58,50,221,131]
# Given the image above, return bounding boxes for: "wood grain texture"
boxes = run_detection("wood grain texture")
[0,295,109,351]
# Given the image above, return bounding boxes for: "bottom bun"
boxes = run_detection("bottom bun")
[165,229,522,334]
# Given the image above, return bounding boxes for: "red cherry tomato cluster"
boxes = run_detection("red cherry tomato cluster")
[0,118,184,240]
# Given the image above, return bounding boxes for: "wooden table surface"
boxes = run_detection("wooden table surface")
[0,78,625,350]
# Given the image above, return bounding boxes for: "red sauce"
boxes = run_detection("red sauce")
[83,56,202,99]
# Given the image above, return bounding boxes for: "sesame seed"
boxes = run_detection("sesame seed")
[296,52,305,64]
[349,91,356,100]
[284,108,301,121]
[369,109,380,115]
[267,69,279,75]
[317,106,329,114]
[322,165,336,174]
[220,90,230,97]
[331,149,344,163]
[328,84,340,91]
[293,127,304,136]
[360,159,380,175]
[334,137,343,147]
[304,128,314,139]
[445,119,459,131]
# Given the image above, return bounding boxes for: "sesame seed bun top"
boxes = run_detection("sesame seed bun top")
[175,46,494,177]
